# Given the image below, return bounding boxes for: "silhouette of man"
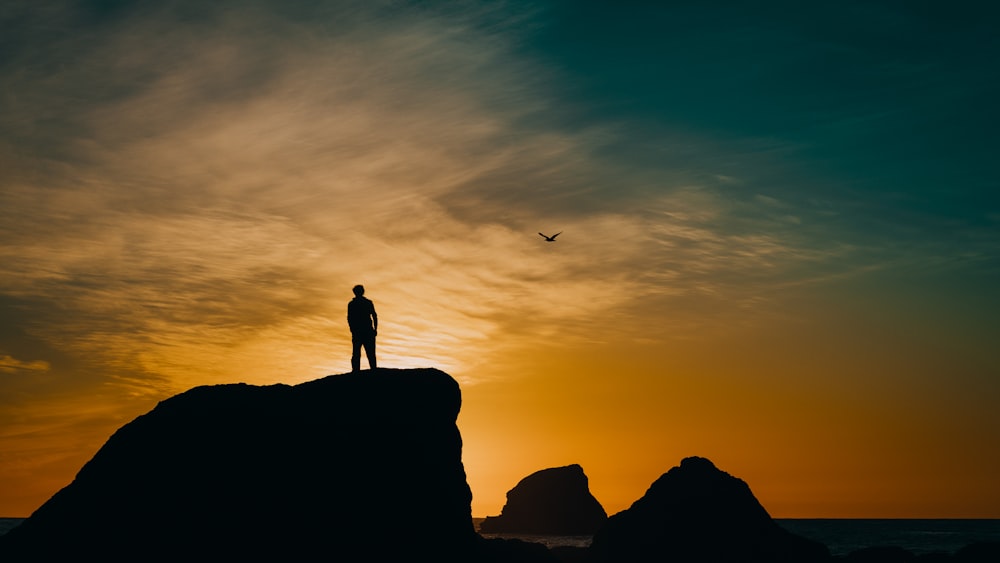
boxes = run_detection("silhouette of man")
[347,284,378,372]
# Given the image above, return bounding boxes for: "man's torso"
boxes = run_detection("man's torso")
[348,297,375,333]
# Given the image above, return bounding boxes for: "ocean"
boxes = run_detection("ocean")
[2,517,998,557]
[474,518,1000,557]
[774,519,1000,556]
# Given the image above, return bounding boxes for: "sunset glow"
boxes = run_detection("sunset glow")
[2,1,998,519]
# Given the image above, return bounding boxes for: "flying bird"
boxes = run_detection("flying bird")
[539,231,562,242]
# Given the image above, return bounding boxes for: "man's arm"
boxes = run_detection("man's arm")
[371,303,378,333]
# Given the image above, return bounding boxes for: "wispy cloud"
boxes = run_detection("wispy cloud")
[0,355,50,374]
[0,3,873,397]
[2,0,993,396]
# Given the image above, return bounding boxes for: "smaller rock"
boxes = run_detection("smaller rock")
[480,464,608,535]
[590,456,830,563]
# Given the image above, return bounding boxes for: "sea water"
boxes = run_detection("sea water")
[474,518,1000,556]
[776,519,1000,557]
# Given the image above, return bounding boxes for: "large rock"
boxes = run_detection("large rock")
[480,464,608,535]
[589,456,830,563]
[0,368,533,562]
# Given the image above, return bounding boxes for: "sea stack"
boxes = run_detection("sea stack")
[590,456,830,563]
[480,464,608,535]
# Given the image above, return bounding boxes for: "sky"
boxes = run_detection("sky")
[1,0,998,519]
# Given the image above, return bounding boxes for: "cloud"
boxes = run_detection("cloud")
[0,355,50,374]
[5,0,987,397]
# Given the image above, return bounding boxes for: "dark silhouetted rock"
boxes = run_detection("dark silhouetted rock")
[589,456,831,563]
[480,464,608,535]
[0,368,534,562]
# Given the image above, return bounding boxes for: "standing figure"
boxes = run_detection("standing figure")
[347,284,378,372]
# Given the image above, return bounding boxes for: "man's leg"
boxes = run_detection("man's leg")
[365,336,377,370]
[351,335,362,372]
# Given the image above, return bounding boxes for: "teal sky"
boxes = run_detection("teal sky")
[1,1,998,518]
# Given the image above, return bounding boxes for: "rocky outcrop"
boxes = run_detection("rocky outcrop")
[480,464,607,535]
[590,456,830,563]
[0,368,537,562]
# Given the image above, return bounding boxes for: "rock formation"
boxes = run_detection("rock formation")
[589,456,830,563]
[0,368,555,562]
[480,464,608,535]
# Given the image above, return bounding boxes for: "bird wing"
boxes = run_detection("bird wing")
[538,232,548,238]
[552,232,562,239]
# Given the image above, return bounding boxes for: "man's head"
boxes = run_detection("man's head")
[353,284,365,296]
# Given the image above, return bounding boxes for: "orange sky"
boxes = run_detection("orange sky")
[2,1,999,519]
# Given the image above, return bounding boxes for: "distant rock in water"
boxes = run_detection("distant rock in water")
[0,369,553,562]
[590,456,830,563]
[480,464,608,535]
